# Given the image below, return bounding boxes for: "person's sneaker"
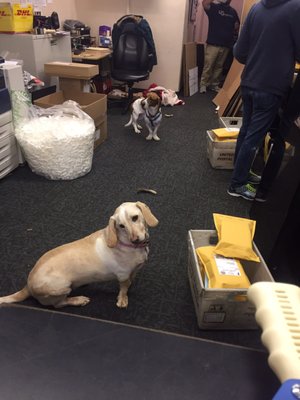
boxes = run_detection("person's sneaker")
[227,183,256,201]
[255,190,268,202]
[248,170,262,185]
[199,85,207,93]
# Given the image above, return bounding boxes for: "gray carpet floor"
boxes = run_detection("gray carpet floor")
[0,90,265,349]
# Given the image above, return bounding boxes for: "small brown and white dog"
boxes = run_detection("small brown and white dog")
[0,202,158,309]
[125,92,162,141]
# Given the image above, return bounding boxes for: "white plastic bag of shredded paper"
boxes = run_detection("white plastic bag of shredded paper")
[15,101,95,180]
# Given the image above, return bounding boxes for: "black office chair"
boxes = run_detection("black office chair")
[111,15,157,112]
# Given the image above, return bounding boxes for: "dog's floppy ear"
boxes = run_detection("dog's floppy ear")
[136,202,159,227]
[106,216,118,247]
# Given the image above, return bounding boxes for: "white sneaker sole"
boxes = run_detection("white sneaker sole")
[227,190,255,201]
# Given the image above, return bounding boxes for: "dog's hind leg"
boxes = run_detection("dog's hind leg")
[132,120,142,134]
[35,290,90,308]
[54,296,90,308]
[31,283,89,308]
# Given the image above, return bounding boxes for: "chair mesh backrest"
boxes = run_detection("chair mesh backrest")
[113,22,149,71]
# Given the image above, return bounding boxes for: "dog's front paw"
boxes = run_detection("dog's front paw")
[116,295,128,308]
[146,134,152,140]
[134,129,141,134]
[153,135,160,141]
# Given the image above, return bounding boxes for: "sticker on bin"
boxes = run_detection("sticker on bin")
[214,255,241,276]
[203,312,226,323]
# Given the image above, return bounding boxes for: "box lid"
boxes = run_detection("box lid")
[44,62,99,79]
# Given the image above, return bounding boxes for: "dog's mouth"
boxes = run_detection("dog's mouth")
[119,239,150,248]
[139,238,150,246]
[131,238,150,247]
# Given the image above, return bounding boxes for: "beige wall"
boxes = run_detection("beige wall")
[40,0,78,23]
[40,0,188,91]
[74,0,188,91]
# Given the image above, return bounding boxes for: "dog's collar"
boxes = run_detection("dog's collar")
[118,240,149,249]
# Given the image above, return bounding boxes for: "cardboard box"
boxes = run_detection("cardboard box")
[0,2,33,33]
[240,0,257,27]
[58,78,88,93]
[213,59,244,116]
[188,230,274,330]
[206,130,236,169]
[182,42,197,97]
[34,91,107,127]
[94,117,107,149]
[264,133,295,167]
[44,62,99,79]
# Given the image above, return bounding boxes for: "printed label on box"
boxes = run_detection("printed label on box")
[214,255,241,276]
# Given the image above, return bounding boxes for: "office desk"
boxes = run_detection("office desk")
[72,47,111,65]
[72,47,112,93]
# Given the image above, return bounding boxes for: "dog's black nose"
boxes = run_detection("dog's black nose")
[132,239,141,244]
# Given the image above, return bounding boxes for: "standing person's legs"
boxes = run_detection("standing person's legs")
[257,104,297,199]
[210,47,230,88]
[256,73,300,200]
[200,45,219,91]
[255,114,284,196]
[228,88,282,198]
[234,87,253,163]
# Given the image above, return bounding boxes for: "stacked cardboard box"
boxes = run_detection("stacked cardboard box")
[35,62,107,148]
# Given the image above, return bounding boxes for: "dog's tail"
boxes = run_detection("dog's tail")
[0,286,30,305]
[124,116,133,127]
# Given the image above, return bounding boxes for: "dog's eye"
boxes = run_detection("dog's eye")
[119,224,125,229]
[132,215,138,222]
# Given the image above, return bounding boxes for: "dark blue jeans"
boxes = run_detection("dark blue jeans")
[259,73,300,193]
[258,114,287,193]
[230,87,282,188]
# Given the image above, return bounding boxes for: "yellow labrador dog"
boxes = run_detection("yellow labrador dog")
[0,202,158,309]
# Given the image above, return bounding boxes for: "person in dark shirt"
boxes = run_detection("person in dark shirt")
[200,0,239,93]
[227,0,300,201]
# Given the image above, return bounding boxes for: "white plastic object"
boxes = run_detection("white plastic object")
[15,101,95,180]
[247,282,300,383]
